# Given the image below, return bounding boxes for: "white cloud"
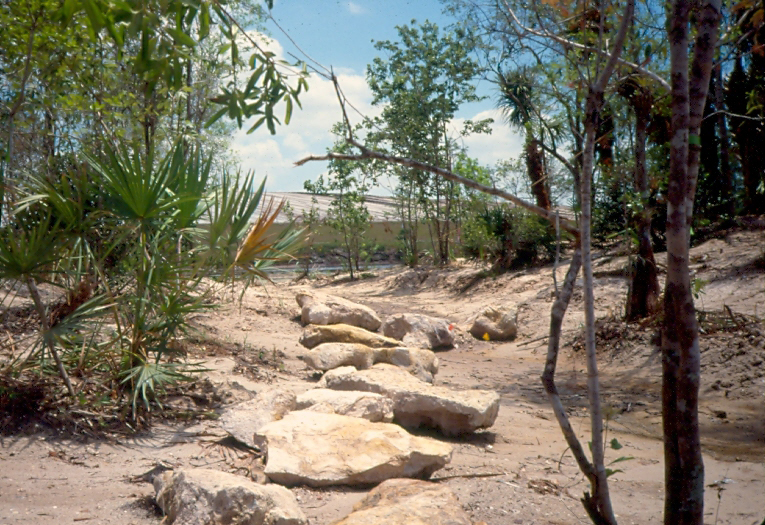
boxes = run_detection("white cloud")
[453,109,525,166]
[227,36,523,194]
[347,2,366,15]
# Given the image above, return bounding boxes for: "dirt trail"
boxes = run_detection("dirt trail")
[1,230,763,525]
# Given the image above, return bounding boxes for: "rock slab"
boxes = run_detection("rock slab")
[295,389,394,422]
[254,411,452,487]
[331,478,474,525]
[296,292,381,331]
[321,364,500,436]
[381,313,455,349]
[299,324,400,349]
[219,389,296,448]
[303,343,438,382]
[469,306,517,341]
[154,468,307,525]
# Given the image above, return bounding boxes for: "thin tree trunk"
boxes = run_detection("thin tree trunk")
[580,89,617,525]
[664,0,720,523]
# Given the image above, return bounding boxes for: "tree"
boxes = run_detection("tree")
[366,20,486,266]
[617,76,661,320]
[304,125,374,279]
[662,0,721,522]
[496,68,552,211]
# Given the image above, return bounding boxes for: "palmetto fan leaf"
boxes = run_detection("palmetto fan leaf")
[496,68,535,128]
[233,197,304,278]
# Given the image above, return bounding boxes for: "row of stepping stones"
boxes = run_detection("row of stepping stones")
[152,291,514,524]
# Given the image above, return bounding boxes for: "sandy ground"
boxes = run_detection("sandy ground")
[1,229,764,525]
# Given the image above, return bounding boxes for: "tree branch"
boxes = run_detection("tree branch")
[295,142,581,235]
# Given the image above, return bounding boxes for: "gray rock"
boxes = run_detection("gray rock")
[321,364,500,436]
[302,343,376,371]
[296,292,381,331]
[373,346,439,383]
[254,411,452,487]
[295,389,394,422]
[331,478,473,525]
[154,469,306,525]
[303,343,438,382]
[470,306,517,341]
[381,313,455,349]
[299,324,400,349]
[219,389,296,448]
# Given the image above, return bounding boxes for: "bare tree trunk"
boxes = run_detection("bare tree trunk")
[664,0,721,523]
[627,100,660,320]
[526,137,551,210]
[580,89,617,525]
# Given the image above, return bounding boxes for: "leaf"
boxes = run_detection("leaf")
[167,27,196,48]
[610,438,623,450]
[284,96,293,125]
[247,116,267,134]
[605,468,623,478]
[205,107,228,128]
[609,455,635,465]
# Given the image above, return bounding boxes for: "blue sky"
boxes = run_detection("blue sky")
[231,0,524,193]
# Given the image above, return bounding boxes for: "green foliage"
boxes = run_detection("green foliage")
[1,139,301,419]
[365,20,487,266]
[462,205,557,271]
[304,125,373,279]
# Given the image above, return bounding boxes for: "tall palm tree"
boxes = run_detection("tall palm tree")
[496,69,552,211]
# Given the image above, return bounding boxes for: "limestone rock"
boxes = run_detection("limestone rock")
[299,324,400,349]
[373,346,438,383]
[469,307,517,341]
[296,292,381,331]
[381,313,455,349]
[254,411,452,487]
[302,343,376,371]
[321,364,500,436]
[154,469,307,525]
[220,389,296,448]
[302,343,438,382]
[295,389,394,422]
[331,478,473,525]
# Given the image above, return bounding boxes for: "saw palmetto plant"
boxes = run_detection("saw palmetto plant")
[1,139,304,420]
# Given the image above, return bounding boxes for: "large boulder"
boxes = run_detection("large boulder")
[381,313,455,349]
[320,364,500,436]
[295,389,394,422]
[303,343,438,383]
[154,469,307,525]
[469,306,517,341]
[299,324,400,349]
[302,343,376,371]
[296,292,381,331]
[331,478,473,525]
[219,389,297,448]
[373,346,438,383]
[253,411,452,487]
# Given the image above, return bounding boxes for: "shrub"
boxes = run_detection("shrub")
[462,205,557,271]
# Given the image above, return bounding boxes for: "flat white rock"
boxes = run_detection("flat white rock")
[254,411,452,487]
[296,292,381,331]
[295,389,394,422]
[154,468,306,525]
[321,364,500,436]
[331,478,474,525]
[219,389,296,448]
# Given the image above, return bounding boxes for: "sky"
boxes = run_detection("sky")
[230,0,524,194]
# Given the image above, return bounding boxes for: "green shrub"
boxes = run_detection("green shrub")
[462,205,556,271]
